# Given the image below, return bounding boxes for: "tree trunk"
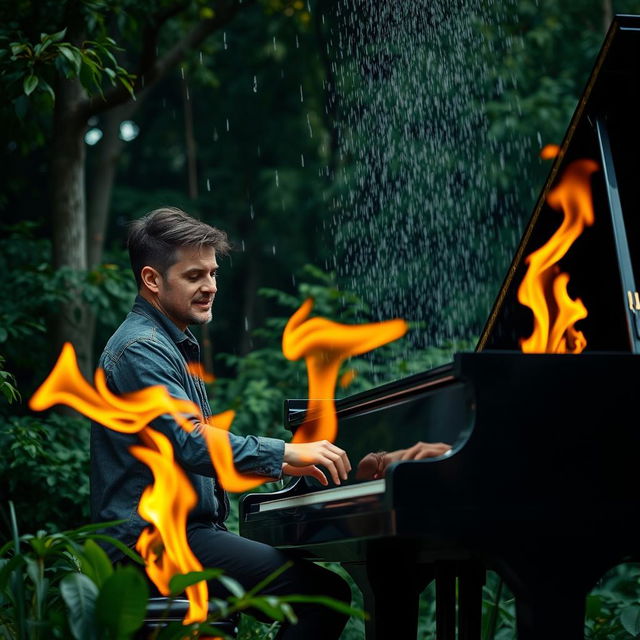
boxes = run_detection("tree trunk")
[51,76,93,377]
[182,73,199,200]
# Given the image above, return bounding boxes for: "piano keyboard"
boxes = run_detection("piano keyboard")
[254,479,386,513]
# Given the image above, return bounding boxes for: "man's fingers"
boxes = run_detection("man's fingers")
[308,465,329,486]
[321,442,351,481]
[325,450,349,481]
[319,455,341,485]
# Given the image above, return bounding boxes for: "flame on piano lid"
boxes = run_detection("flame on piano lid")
[517,157,599,353]
[282,298,408,443]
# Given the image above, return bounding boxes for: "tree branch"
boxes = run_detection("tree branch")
[84,0,255,117]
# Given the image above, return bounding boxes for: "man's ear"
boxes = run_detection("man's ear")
[141,266,162,293]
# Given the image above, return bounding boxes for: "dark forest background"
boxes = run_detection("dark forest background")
[3,1,640,638]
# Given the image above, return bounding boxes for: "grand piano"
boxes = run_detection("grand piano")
[240,15,640,639]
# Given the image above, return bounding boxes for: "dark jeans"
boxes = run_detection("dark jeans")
[138,522,351,639]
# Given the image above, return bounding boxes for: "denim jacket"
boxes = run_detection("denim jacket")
[90,295,284,559]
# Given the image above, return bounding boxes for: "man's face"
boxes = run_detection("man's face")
[155,245,218,331]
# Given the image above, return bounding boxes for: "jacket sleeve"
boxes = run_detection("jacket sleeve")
[104,337,284,478]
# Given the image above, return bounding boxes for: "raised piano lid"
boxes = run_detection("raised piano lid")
[478,14,640,353]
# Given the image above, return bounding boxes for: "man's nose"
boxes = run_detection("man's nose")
[202,275,217,293]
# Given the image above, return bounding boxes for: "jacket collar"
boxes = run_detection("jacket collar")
[131,294,199,347]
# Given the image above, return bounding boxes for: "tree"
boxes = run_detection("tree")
[1,0,294,375]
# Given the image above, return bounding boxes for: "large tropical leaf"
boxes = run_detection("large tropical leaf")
[95,566,148,638]
[60,572,98,640]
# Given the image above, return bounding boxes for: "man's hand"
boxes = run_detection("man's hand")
[283,441,351,486]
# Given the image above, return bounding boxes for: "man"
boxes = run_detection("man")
[90,207,351,639]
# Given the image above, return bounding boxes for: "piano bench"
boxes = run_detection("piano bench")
[135,597,239,638]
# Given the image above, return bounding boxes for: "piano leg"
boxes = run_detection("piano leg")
[457,561,485,640]
[435,562,456,640]
[343,552,433,640]
[495,542,614,640]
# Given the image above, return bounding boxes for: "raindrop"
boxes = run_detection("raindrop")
[275,170,279,187]
[306,113,313,138]
[244,317,249,331]
[253,75,258,93]
[272,245,276,255]
[299,84,304,102]
[223,32,227,50]
[301,153,305,167]
[206,179,211,191]
[242,240,246,252]
[226,119,230,132]
[250,205,255,220]
[84,128,103,145]
[119,120,139,142]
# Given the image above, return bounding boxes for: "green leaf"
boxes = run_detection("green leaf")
[80,539,113,589]
[58,46,82,74]
[38,78,55,101]
[90,534,145,564]
[95,566,148,636]
[585,594,603,620]
[45,28,67,43]
[244,597,286,622]
[168,568,223,595]
[0,555,25,592]
[218,575,245,598]
[23,75,38,96]
[60,572,99,640]
[281,594,366,619]
[620,605,640,637]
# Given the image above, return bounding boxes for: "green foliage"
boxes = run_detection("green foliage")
[0,357,19,405]
[0,506,362,639]
[0,414,91,533]
[586,564,640,639]
[0,222,135,397]
[0,505,145,639]
[4,26,135,101]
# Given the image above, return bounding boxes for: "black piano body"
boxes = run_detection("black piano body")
[241,15,640,640]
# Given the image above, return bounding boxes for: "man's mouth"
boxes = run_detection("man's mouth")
[194,299,212,309]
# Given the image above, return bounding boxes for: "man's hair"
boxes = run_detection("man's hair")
[128,207,231,289]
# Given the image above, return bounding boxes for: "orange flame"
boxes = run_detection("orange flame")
[339,369,357,389]
[517,159,598,353]
[133,428,207,624]
[540,144,560,159]
[28,343,268,621]
[187,361,216,383]
[282,299,408,443]
[202,410,269,492]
